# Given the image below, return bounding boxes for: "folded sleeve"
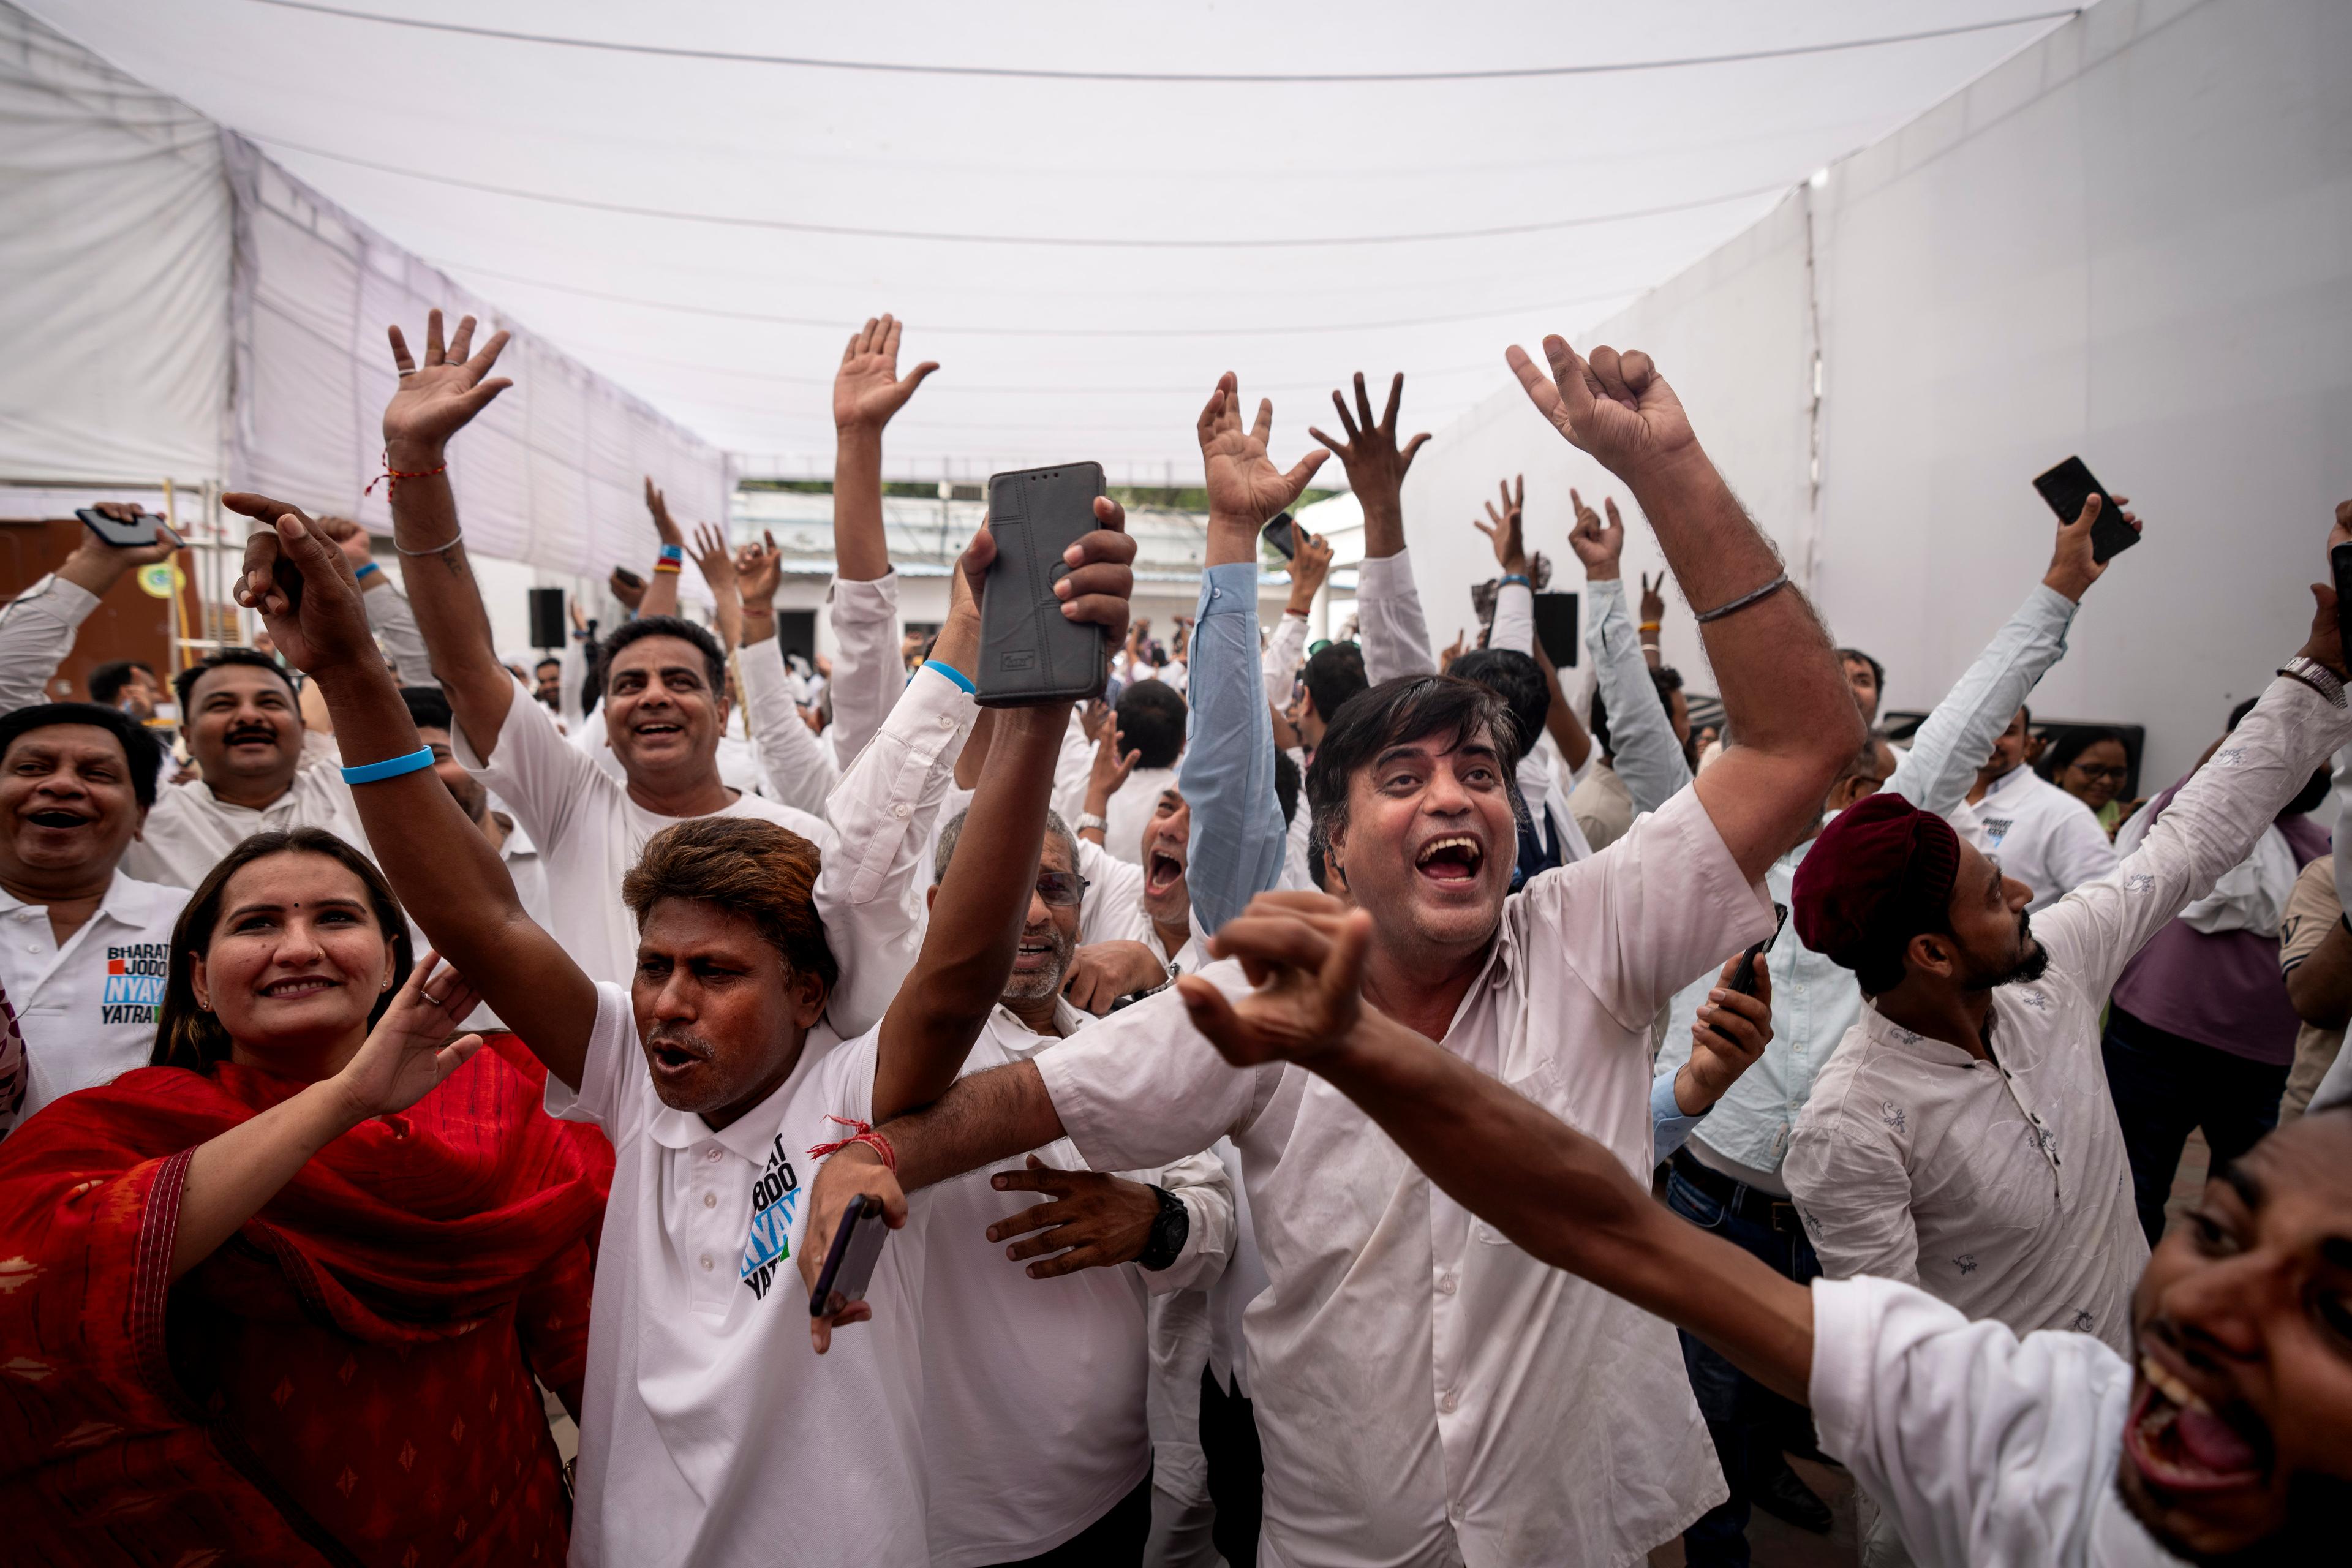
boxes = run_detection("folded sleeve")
[541,982,639,1135]
[1354,550,1438,687]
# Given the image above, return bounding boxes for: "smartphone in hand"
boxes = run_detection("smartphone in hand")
[2031,458,2139,564]
[978,462,1110,707]
[76,507,183,551]
[1260,512,1297,560]
[1710,903,1787,1044]
[808,1193,892,1318]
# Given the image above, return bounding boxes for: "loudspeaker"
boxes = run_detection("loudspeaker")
[527,587,565,651]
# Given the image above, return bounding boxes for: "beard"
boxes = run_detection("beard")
[1964,910,2050,992]
[1001,924,1076,1002]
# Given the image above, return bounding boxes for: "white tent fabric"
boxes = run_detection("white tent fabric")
[14,0,2081,485]
[1399,0,2352,787]
[0,5,228,484]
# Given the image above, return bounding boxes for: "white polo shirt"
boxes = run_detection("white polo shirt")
[1811,1275,2180,1567]
[1033,786,1770,1566]
[119,760,372,892]
[552,982,932,1568]
[921,997,1232,1567]
[1954,762,2119,913]
[1,869,189,1121]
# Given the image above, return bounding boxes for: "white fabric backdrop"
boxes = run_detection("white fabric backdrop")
[1400,0,2352,786]
[0,2,228,483]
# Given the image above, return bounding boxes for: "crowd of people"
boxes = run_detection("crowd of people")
[0,306,2345,1568]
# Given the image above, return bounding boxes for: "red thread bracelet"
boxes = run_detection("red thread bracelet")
[364,448,448,497]
[808,1114,896,1172]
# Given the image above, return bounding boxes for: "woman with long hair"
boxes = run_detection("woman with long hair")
[0,827,606,1566]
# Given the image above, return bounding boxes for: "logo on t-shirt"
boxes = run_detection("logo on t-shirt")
[1980,816,2014,848]
[739,1134,801,1302]
[100,942,167,1025]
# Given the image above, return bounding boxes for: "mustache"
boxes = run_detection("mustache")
[644,1024,713,1057]
[224,722,281,745]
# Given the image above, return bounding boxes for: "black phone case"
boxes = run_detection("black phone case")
[2031,458,2138,564]
[808,1194,889,1314]
[978,463,1109,707]
[2331,543,2352,671]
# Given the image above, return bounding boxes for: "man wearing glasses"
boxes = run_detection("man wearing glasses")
[913,804,1234,1567]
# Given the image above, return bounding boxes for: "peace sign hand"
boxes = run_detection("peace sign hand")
[383,310,512,458]
[1639,572,1668,627]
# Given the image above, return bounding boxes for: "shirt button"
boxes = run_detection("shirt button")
[1439,1389,1459,1414]
[892,802,911,819]
[1436,1273,1457,1296]
[703,1191,717,1208]
[699,1254,714,1271]
[705,1148,723,1163]
[937,713,954,729]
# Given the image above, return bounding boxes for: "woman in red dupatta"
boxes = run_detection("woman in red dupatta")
[0,827,608,1566]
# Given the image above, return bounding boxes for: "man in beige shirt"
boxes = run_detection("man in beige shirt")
[2278,851,2350,1118]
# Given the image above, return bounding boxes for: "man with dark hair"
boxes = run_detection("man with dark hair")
[1781,502,2352,1521]
[1837,646,1886,724]
[86,658,161,720]
[110,646,373,891]
[532,656,562,712]
[804,341,1866,1564]
[1295,641,1366,752]
[0,701,186,1130]
[1956,694,2118,912]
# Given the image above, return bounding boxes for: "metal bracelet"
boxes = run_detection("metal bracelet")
[1692,572,1788,624]
[393,529,465,558]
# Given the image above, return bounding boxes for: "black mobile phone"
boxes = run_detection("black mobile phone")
[2331,543,2352,672]
[808,1193,892,1317]
[2030,457,2139,564]
[1531,591,1580,668]
[1261,511,1297,560]
[1727,903,1790,998]
[977,462,1110,707]
[76,507,183,551]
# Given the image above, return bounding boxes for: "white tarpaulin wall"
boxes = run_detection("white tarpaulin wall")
[1399,0,2352,788]
[0,0,729,585]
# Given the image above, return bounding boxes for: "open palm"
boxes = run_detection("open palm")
[1199,373,1328,527]
[383,309,512,451]
[834,315,938,429]
[337,954,484,1119]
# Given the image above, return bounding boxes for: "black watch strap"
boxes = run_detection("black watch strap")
[1137,1184,1189,1271]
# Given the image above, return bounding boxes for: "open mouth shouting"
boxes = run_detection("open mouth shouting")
[1414,834,1487,887]
[1145,850,1185,898]
[645,1030,712,1086]
[2127,1351,2270,1500]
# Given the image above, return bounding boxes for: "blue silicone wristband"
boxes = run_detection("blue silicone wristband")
[658,543,684,563]
[1499,573,1531,589]
[353,560,382,580]
[340,746,436,785]
[923,658,975,695]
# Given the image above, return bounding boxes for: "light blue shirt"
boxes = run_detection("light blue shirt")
[1651,581,2082,1170]
[1179,562,1289,937]
[1586,576,1692,815]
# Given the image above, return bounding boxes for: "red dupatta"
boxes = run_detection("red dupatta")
[0,1035,609,1566]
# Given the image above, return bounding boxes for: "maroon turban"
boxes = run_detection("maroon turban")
[1792,791,1961,971]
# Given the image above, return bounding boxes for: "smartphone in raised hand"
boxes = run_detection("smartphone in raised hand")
[2031,457,2139,564]
[76,507,182,551]
[978,462,1110,707]
[1260,511,1297,560]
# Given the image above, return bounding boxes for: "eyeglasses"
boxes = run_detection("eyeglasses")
[1035,872,1088,908]
[2068,763,2128,782]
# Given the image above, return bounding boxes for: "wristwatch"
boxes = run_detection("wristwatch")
[2279,655,2348,709]
[1136,1185,1190,1272]
[1076,812,1110,835]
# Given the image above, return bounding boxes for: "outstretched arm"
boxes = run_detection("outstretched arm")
[1175,893,1815,1403]
[636,480,686,620]
[1311,372,1433,684]
[1511,338,1860,880]
[736,530,840,817]
[225,494,599,1089]
[1569,488,1691,812]
[826,315,937,765]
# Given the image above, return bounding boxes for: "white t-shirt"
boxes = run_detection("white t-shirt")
[552,982,932,1567]
[1811,1275,2183,1567]
[1954,763,2119,913]
[456,676,835,992]
[0,869,188,1120]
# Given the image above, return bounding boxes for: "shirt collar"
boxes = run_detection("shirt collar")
[987,996,1091,1059]
[1860,999,1983,1068]
[0,868,148,928]
[1983,764,2033,801]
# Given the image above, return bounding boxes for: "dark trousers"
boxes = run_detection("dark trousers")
[1664,1151,1822,1567]
[994,1468,1153,1567]
[2103,1006,2290,1248]
[1201,1366,1264,1568]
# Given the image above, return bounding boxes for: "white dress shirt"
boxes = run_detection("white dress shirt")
[1954,762,2119,913]
[737,635,839,821]
[1034,787,1773,1566]
[461,666,970,1038]
[1787,675,2352,1353]
[119,759,373,892]
[921,997,1233,1567]
[1811,1275,2182,1567]
[0,869,188,1121]
[1262,608,1310,709]
[551,984,930,1567]
[0,573,100,714]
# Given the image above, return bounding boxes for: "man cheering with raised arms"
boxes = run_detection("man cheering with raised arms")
[227,463,1138,1567]
[803,342,1863,1566]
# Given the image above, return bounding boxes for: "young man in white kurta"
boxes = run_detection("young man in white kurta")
[1786,673,2352,1351]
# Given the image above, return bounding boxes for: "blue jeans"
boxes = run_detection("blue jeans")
[1665,1156,1822,1567]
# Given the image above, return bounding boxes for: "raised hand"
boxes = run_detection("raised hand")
[1566,488,1626,579]
[690,523,738,592]
[1506,336,1697,484]
[982,1156,1161,1278]
[834,314,938,431]
[1673,952,1775,1115]
[734,529,784,606]
[331,952,485,1120]
[383,310,512,457]
[1200,373,1330,528]
[58,503,183,597]
[2293,499,2352,679]
[608,565,646,613]
[1474,474,1529,575]
[2041,492,2143,603]
[1307,371,1428,512]
[223,492,374,675]
[1438,628,1466,674]
[1050,496,1139,655]
[1287,522,1335,602]
[1087,720,1140,802]
[1176,892,1373,1068]
[1079,697,1114,745]
[1640,572,1667,627]
[642,478,683,548]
